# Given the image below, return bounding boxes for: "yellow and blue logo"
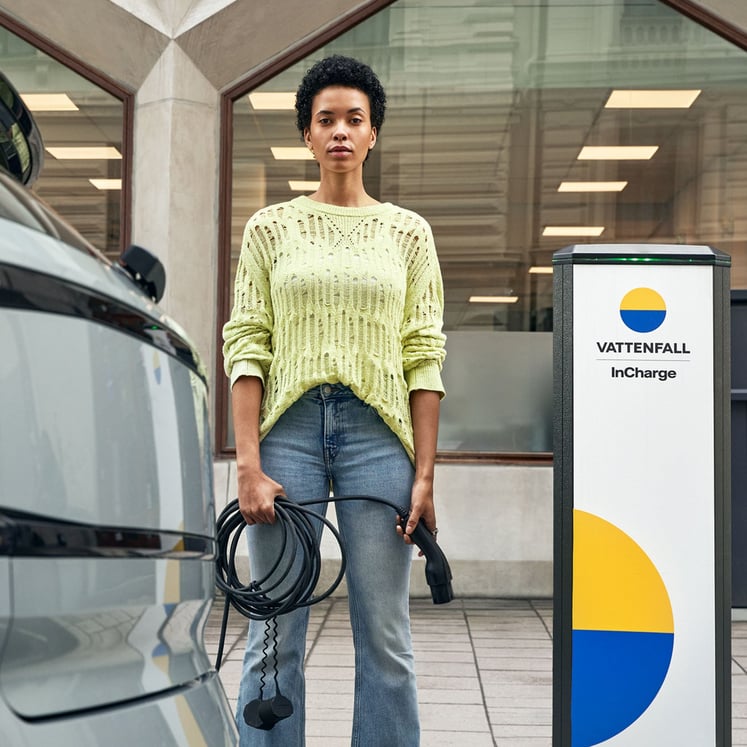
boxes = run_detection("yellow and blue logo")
[572,510,674,746]
[619,288,666,333]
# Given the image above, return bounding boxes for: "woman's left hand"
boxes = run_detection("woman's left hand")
[396,476,437,554]
[400,389,441,552]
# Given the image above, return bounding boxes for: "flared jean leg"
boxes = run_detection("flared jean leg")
[331,399,420,747]
[234,394,330,747]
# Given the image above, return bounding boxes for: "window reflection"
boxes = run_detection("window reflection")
[227,0,747,453]
[0,25,125,259]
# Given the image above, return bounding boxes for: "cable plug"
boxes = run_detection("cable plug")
[401,517,454,604]
[243,694,293,730]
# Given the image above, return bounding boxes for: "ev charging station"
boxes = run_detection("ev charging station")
[552,244,731,747]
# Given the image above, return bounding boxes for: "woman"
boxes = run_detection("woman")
[222,54,446,746]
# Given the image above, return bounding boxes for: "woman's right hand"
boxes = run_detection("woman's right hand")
[231,376,282,525]
[237,469,286,525]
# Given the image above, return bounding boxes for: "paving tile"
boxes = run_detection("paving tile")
[482,684,553,701]
[469,615,537,625]
[304,665,355,681]
[476,656,552,671]
[306,679,356,695]
[491,723,552,737]
[306,693,354,710]
[417,650,477,663]
[415,661,480,678]
[420,732,494,746]
[473,640,550,653]
[734,701,747,717]
[487,707,551,725]
[420,702,490,732]
[479,669,553,686]
[472,630,548,641]
[413,633,472,644]
[485,696,552,709]
[415,641,475,653]
[475,647,552,659]
[307,651,355,667]
[417,674,482,691]
[306,718,351,737]
[418,688,485,705]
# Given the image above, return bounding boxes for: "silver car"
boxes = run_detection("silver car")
[0,73,237,745]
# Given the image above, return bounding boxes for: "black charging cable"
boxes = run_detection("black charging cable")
[215,497,347,622]
[214,494,454,730]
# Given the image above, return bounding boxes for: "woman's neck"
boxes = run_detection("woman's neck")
[309,172,379,207]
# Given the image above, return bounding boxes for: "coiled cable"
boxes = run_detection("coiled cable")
[214,494,406,668]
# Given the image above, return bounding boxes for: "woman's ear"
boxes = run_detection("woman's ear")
[370,127,377,150]
[303,128,312,149]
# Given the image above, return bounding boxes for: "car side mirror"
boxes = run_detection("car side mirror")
[120,244,166,303]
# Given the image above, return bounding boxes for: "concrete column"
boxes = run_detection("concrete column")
[132,41,220,375]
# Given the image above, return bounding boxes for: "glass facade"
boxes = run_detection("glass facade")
[0,24,126,259]
[226,0,747,454]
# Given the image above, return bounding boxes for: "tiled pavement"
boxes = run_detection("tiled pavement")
[206,597,747,746]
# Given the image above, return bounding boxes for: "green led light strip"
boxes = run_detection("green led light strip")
[553,255,730,267]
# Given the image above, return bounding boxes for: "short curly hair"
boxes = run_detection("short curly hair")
[295,55,386,135]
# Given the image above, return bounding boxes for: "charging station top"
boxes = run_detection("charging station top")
[553,243,730,266]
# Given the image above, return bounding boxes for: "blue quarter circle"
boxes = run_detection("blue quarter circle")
[571,629,674,747]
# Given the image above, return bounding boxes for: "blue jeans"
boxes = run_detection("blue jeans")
[235,384,419,746]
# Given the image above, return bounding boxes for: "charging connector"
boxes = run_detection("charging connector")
[400,517,454,604]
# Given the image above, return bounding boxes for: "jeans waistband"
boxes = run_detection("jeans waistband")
[303,383,356,401]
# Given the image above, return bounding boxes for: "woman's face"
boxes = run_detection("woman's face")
[303,86,377,175]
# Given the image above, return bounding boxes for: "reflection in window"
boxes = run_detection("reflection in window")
[0,25,125,259]
[226,0,747,454]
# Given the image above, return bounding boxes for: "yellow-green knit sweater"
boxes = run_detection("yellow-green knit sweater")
[222,195,446,462]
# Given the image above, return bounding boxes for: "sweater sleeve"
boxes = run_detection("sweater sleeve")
[222,215,275,388]
[400,216,447,396]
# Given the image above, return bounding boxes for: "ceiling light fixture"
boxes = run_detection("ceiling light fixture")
[271,147,314,160]
[21,93,78,111]
[529,266,553,274]
[46,146,122,160]
[578,146,658,160]
[558,181,627,192]
[605,89,701,109]
[288,180,321,191]
[543,226,605,237]
[89,178,121,190]
[469,295,519,304]
[248,92,296,110]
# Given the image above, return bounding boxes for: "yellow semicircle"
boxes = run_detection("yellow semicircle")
[620,287,666,311]
[573,509,673,633]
